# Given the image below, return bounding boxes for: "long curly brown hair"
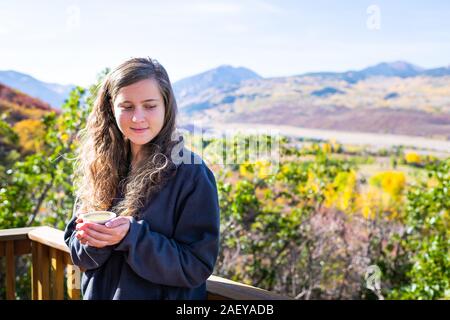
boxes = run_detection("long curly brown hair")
[73,57,181,217]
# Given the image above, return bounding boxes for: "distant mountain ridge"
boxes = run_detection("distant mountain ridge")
[0,82,57,126]
[1,60,449,140]
[0,70,74,109]
[0,83,53,112]
[173,61,450,140]
[173,61,450,113]
[301,61,450,83]
[173,61,450,96]
[2,60,448,109]
[173,65,261,101]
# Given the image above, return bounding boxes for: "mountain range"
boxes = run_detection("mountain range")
[172,61,450,140]
[173,61,450,104]
[173,64,261,100]
[0,82,55,121]
[0,82,58,158]
[302,61,450,82]
[1,61,449,140]
[0,70,74,109]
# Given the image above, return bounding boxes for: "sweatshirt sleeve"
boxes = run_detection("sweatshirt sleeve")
[114,164,220,288]
[64,198,114,270]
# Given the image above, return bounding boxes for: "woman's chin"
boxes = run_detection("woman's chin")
[129,136,153,145]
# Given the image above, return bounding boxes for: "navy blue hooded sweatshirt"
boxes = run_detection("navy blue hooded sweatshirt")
[64,151,220,300]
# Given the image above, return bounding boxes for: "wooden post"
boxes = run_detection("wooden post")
[36,242,50,299]
[50,247,64,300]
[31,241,38,299]
[66,264,81,300]
[5,241,15,300]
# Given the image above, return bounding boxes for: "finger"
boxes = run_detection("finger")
[75,222,92,231]
[84,227,113,242]
[76,231,87,243]
[105,217,131,228]
[76,217,84,224]
[87,222,116,234]
[104,217,126,228]
[76,230,85,238]
[77,222,110,233]
[83,233,109,248]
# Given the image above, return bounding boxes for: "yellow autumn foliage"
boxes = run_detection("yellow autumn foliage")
[298,170,320,194]
[239,162,254,179]
[324,170,357,212]
[239,160,276,179]
[254,159,274,179]
[360,171,407,220]
[357,189,379,220]
[13,119,46,153]
[369,171,406,200]
[405,152,422,165]
[321,143,332,154]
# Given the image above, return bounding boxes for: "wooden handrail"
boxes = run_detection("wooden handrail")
[207,275,288,300]
[0,226,290,300]
[0,227,79,300]
[28,227,70,253]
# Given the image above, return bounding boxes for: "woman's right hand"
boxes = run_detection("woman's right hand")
[75,216,132,248]
[75,217,88,245]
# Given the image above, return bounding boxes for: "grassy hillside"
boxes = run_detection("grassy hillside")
[0,83,57,157]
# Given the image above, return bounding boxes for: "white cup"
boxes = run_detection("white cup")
[80,211,116,224]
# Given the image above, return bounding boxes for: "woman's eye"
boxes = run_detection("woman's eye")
[144,105,157,109]
[121,105,133,110]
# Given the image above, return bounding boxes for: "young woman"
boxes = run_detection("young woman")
[64,57,220,300]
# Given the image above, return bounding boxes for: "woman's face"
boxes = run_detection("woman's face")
[112,79,165,155]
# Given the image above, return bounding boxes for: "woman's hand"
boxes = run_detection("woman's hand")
[75,216,133,248]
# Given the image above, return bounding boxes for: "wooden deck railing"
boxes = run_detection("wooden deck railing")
[0,226,288,300]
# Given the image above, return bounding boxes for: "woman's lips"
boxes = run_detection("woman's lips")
[130,127,149,133]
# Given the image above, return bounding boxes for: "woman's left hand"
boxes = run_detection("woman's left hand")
[75,216,133,248]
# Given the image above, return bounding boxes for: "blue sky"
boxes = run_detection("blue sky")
[0,0,449,86]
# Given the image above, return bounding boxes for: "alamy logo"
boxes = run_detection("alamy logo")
[366,5,381,31]
[170,123,281,177]
[66,5,81,31]
[365,265,384,300]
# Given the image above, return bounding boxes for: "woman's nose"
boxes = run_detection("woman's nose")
[131,108,145,122]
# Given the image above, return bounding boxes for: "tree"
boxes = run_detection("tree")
[390,159,450,299]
